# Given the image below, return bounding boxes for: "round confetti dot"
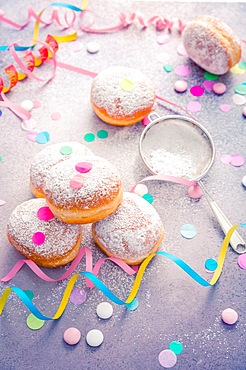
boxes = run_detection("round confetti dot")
[60,146,73,155]
[69,40,83,52]
[32,99,41,108]
[75,162,92,173]
[180,224,197,239]
[187,185,203,199]
[176,44,188,56]
[190,85,204,97]
[51,112,61,120]
[187,101,201,112]
[64,327,81,345]
[234,84,246,95]
[237,254,246,269]
[205,258,218,271]
[174,80,187,93]
[220,104,231,113]
[204,71,218,81]
[26,314,45,330]
[32,232,45,245]
[21,99,34,111]
[21,118,37,131]
[175,65,190,77]
[70,176,84,189]
[86,41,100,54]
[220,154,232,164]
[142,116,150,126]
[84,133,95,142]
[221,308,238,325]
[120,78,135,92]
[97,130,108,139]
[230,64,246,74]
[126,298,139,311]
[232,94,246,106]
[212,82,226,95]
[36,131,50,144]
[24,290,34,300]
[86,329,104,347]
[96,302,113,319]
[230,154,245,167]
[243,106,246,117]
[202,80,215,92]
[169,341,183,355]
[27,129,40,142]
[37,206,54,221]
[239,62,246,69]
[241,175,246,187]
[133,183,149,197]
[163,64,173,73]
[156,34,170,45]
[70,288,87,305]
[158,349,177,368]
[142,193,154,204]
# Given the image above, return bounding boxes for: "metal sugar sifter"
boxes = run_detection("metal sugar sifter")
[139,113,246,254]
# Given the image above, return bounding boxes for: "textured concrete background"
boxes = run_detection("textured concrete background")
[0,1,246,369]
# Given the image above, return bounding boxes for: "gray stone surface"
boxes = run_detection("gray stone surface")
[0,1,246,369]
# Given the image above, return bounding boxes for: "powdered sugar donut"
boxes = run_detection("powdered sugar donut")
[90,66,156,126]
[7,198,82,267]
[30,142,94,198]
[183,16,242,75]
[92,192,164,265]
[44,156,123,224]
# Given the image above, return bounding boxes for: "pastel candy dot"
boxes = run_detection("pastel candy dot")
[26,314,45,330]
[169,341,183,355]
[32,232,45,245]
[220,104,231,112]
[75,162,92,173]
[233,94,246,105]
[60,146,73,155]
[36,131,50,144]
[37,206,54,221]
[50,112,61,120]
[120,78,135,92]
[230,154,244,167]
[237,254,246,269]
[64,327,81,345]
[234,84,246,95]
[220,154,232,164]
[175,65,190,77]
[96,302,113,319]
[180,224,197,239]
[97,130,108,139]
[32,99,41,108]
[126,298,139,311]
[142,193,154,204]
[241,175,246,187]
[86,41,100,54]
[158,349,177,368]
[174,80,187,93]
[86,329,104,347]
[204,72,218,81]
[133,183,149,197]
[239,62,246,69]
[221,308,238,325]
[21,99,34,111]
[187,185,203,199]
[24,290,34,300]
[205,258,218,271]
[202,80,215,91]
[142,116,150,126]
[70,176,84,189]
[190,85,204,97]
[156,34,170,45]
[213,82,226,95]
[70,288,87,305]
[187,101,201,112]
[163,64,173,73]
[84,133,95,142]
[21,118,37,131]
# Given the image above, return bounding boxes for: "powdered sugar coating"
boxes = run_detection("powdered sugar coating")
[183,16,241,75]
[92,192,164,263]
[30,142,94,193]
[44,156,122,209]
[7,198,82,259]
[90,66,156,119]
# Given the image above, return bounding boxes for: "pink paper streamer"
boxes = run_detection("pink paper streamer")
[1,246,136,288]
[131,174,196,192]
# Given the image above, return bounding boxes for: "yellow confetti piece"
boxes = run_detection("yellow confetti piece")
[120,78,136,92]
[230,64,246,75]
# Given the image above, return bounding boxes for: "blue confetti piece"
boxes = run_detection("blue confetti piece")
[36,131,50,144]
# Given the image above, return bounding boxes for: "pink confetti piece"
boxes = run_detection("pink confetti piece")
[32,232,45,245]
[187,101,201,112]
[32,99,41,108]
[50,112,61,120]
[156,34,170,45]
[190,85,204,97]
[212,82,226,95]
[220,154,232,164]
[220,104,231,112]
[237,254,246,269]
[142,116,150,126]
[158,349,177,368]
[202,80,215,92]
[70,176,84,189]
[37,206,54,221]
[176,44,188,56]
[69,40,84,52]
[0,199,6,206]
[75,162,92,173]
[230,154,245,167]
[21,118,37,131]
[174,65,190,77]
[27,129,41,142]
[187,185,203,199]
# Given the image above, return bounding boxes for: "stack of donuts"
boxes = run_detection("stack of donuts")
[7,141,164,268]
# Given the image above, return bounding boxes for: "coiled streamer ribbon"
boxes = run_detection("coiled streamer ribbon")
[0,224,244,321]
